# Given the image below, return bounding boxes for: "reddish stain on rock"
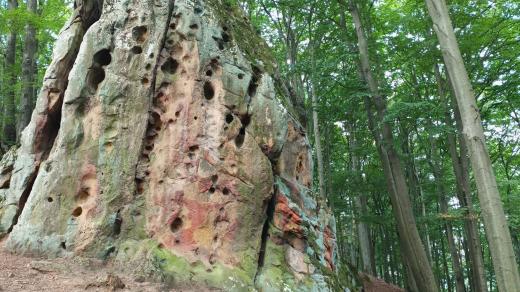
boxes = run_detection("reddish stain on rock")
[323,226,335,270]
[273,194,303,237]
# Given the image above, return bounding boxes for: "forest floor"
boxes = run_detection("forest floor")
[1,238,403,292]
[0,238,193,292]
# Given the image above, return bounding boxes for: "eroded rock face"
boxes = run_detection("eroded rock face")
[0,0,342,290]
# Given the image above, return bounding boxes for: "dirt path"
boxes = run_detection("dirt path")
[0,239,168,292]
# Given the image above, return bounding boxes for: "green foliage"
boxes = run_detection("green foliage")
[0,0,518,290]
[243,0,519,290]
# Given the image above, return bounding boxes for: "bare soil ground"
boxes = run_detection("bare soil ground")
[1,238,404,292]
[0,239,170,292]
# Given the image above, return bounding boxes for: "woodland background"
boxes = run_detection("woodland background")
[0,0,519,291]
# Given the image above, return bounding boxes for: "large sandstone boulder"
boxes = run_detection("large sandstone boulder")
[0,0,345,290]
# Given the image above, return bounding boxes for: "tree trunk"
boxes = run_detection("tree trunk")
[17,0,38,137]
[435,63,488,292]
[3,0,19,146]
[400,123,432,261]
[310,42,326,199]
[348,1,438,291]
[426,0,520,290]
[440,234,453,292]
[348,125,375,275]
[427,125,466,292]
[18,0,38,134]
[0,1,343,290]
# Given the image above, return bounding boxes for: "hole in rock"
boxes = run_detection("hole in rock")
[145,63,152,70]
[131,46,143,54]
[47,197,54,202]
[194,7,203,14]
[142,77,149,84]
[237,73,244,80]
[213,235,218,242]
[209,187,215,194]
[169,22,177,30]
[212,36,224,50]
[189,23,199,30]
[168,119,174,124]
[225,113,233,124]
[87,67,106,89]
[151,111,162,129]
[78,189,89,200]
[234,114,250,148]
[60,241,66,249]
[189,145,199,152]
[194,116,198,120]
[170,217,183,233]
[175,239,180,244]
[222,32,230,43]
[132,25,148,43]
[248,77,259,97]
[161,57,179,74]
[203,82,214,100]
[211,174,218,183]
[113,211,122,236]
[241,114,251,127]
[175,111,180,117]
[136,178,144,194]
[235,128,246,148]
[72,207,83,217]
[223,26,229,31]
[93,49,112,66]
[222,188,230,195]
[206,70,213,76]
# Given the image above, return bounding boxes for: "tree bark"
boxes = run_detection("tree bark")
[348,125,375,275]
[400,123,432,261]
[427,124,466,292]
[435,63,488,292]
[310,43,326,199]
[426,0,520,290]
[348,1,438,291]
[17,0,38,137]
[3,0,19,146]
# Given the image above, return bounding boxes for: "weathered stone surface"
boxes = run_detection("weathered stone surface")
[0,0,346,290]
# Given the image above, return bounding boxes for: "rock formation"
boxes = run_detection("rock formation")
[0,0,345,290]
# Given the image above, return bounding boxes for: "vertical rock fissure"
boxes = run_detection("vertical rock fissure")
[255,190,277,282]
[7,168,38,233]
[5,1,103,234]
[134,0,175,196]
[150,0,176,97]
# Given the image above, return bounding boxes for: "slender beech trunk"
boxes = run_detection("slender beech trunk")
[427,124,466,292]
[401,123,432,261]
[348,125,375,275]
[347,1,438,290]
[17,0,38,137]
[307,6,325,200]
[3,0,19,146]
[435,64,488,292]
[440,234,453,292]
[426,1,520,290]
[310,65,325,199]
